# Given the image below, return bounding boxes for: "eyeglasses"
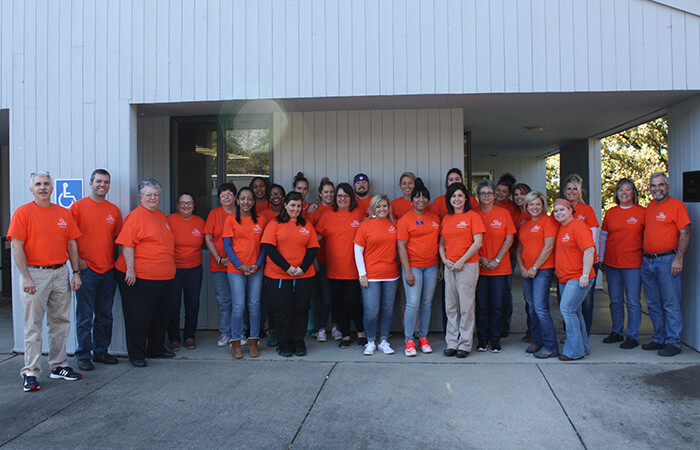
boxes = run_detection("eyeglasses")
[478,192,494,197]
[178,201,194,206]
[142,193,161,198]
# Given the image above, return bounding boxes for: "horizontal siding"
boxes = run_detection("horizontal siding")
[272,109,464,203]
[471,156,548,200]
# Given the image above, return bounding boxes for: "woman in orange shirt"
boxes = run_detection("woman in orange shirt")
[166,193,205,352]
[432,168,479,220]
[204,182,238,348]
[115,178,176,367]
[512,182,533,342]
[250,176,269,215]
[515,192,558,359]
[439,183,484,358]
[223,187,267,359]
[475,180,516,353]
[315,183,368,349]
[397,178,441,356]
[261,192,319,357]
[306,178,339,342]
[292,172,311,218]
[553,198,596,361]
[354,195,400,355]
[564,173,600,336]
[260,184,285,223]
[391,171,416,220]
[599,178,645,349]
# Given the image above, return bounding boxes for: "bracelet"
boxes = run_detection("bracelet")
[581,274,589,279]
[72,270,80,274]
[494,258,501,264]
[218,257,222,264]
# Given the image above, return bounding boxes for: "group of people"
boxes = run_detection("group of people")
[8,167,691,393]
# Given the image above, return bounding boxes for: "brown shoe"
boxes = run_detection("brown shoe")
[230,339,243,359]
[169,341,181,352]
[184,338,196,350]
[249,338,260,358]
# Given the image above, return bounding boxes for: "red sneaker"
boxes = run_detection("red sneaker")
[418,337,433,353]
[404,340,417,357]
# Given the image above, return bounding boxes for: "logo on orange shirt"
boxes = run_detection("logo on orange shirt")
[388,226,397,233]
[431,221,439,229]
[351,220,361,228]
[561,233,571,243]
[253,224,263,234]
[575,214,585,222]
[530,225,541,232]
[626,217,638,224]
[489,219,502,228]
[456,221,469,229]
[165,223,171,231]
[299,227,310,236]
[106,214,116,224]
[192,228,202,237]
[655,212,667,222]
[57,218,68,229]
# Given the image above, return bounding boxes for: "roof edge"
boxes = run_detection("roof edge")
[649,0,700,17]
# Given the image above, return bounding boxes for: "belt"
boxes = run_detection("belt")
[28,263,65,270]
[643,250,676,259]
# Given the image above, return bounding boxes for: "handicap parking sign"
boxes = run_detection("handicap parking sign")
[54,178,83,208]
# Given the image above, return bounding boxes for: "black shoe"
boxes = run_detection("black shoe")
[476,340,488,352]
[619,337,639,349]
[642,341,664,351]
[295,347,307,357]
[23,375,40,392]
[78,358,94,371]
[131,359,147,368]
[525,343,542,354]
[278,348,293,357]
[339,339,352,349]
[658,344,681,357]
[456,350,469,358]
[148,350,175,358]
[500,330,510,338]
[93,354,119,365]
[490,342,502,353]
[443,348,457,357]
[50,366,82,381]
[357,337,368,346]
[602,332,624,344]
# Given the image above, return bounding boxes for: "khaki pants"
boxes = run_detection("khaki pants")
[21,265,71,377]
[444,263,479,352]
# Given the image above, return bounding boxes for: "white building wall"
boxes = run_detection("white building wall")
[667,94,700,351]
[471,156,547,198]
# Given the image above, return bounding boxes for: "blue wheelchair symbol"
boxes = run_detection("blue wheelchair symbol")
[55,179,83,208]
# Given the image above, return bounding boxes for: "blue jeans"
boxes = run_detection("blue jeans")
[559,281,592,359]
[581,263,598,336]
[402,265,439,341]
[168,266,203,342]
[641,254,683,347]
[360,279,399,341]
[502,253,516,333]
[476,275,506,343]
[75,267,117,360]
[228,271,263,340]
[522,269,557,352]
[606,266,642,341]
[211,271,232,336]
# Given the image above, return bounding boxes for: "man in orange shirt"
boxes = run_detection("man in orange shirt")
[354,173,372,215]
[641,173,691,357]
[70,169,122,371]
[7,171,83,392]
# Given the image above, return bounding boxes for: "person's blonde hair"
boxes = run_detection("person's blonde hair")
[564,173,585,204]
[399,171,416,184]
[523,191,546,215]
[369,194,394,223]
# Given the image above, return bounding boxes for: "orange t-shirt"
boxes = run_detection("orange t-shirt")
[432,194,479,220]
[518,214,558,270]
[514,209,531,231]
[115,206,176,280]
[315,208,366,279]
[7,202,81,266]
[391,197,413,220]
[260,208,282,223]
[166,213,205,269]
[478,206,516,276]
[439,210,485,264]
[573,203,600,228]
[353,218,399,279]
[555,219,596,282]
[356,197,372,216]
[222,215,268,274]
[397,210,440,268]
[496,201,519,223]
[643,196,691,254]
[261,219,319,279]
[601,205,645,268]
[254,202,269,215]
[306,204,333,264]
[203,207,235,272]
[70,197,122,274]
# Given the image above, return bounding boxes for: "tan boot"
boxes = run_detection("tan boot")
[230,339,243,359]
[248,338,260,358]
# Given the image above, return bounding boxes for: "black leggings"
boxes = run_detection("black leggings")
[266,277,314,352]
[330,279,364,338]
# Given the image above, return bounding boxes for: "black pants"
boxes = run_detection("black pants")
[117,271,173,361]
[168,266,203,342]
[267,277,314,352]
[330,279,364,338]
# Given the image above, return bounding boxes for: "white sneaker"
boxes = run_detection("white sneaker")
[377,340,395,355]
[363,341,377,355]
[331,327,343,341]
[216,334,230,347]
[316,329,327,342]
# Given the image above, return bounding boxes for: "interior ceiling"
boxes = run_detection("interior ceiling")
[137,90,699,158]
